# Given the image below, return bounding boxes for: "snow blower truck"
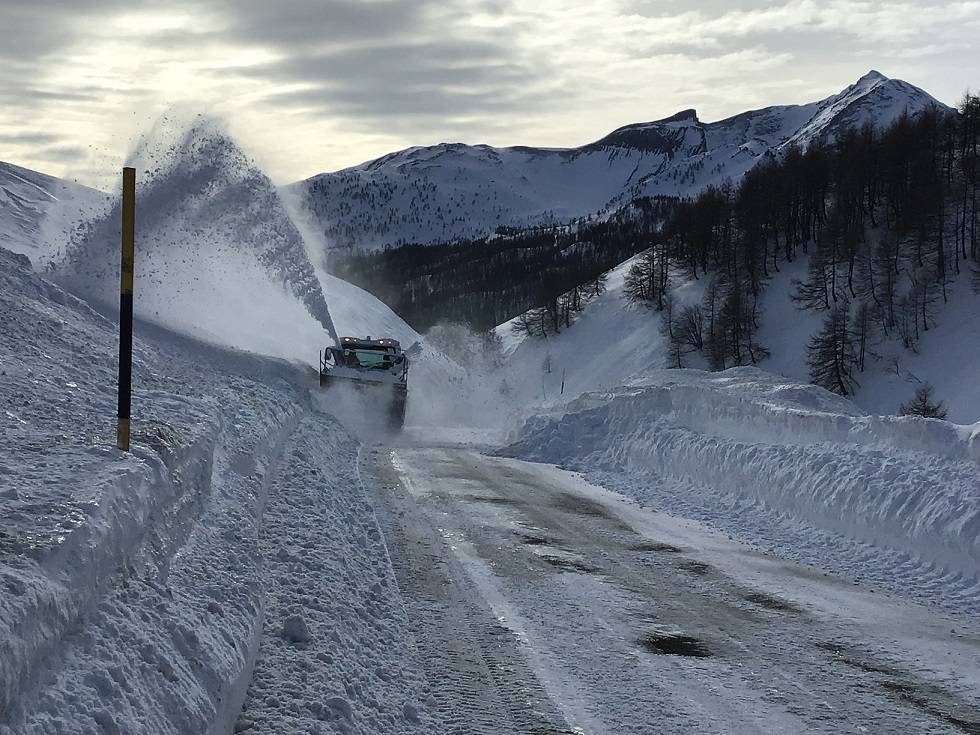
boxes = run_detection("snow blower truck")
[319,336,409,430]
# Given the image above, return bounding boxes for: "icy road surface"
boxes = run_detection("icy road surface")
[365,444,980,735]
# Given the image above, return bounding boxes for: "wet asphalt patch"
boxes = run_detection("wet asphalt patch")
[631,541,682,553]
[819,642,980,734]
[462,494,524,507]
[639,632,712,658]
[880,682,980,734]
[539,554,600,575]
[741,591,801,613]
[676,560,712,576]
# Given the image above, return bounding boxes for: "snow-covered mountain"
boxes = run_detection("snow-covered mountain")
[54,114,339,357]
[291,71,947,251]
[0,160,108,262]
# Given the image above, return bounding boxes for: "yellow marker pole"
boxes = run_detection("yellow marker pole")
[116,167,136,451]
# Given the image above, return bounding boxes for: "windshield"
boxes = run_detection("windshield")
[345,348,398,368]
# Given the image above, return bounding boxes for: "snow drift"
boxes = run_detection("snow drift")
[502,367,980,614]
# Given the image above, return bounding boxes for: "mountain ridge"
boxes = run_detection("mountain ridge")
[291,71,948,252]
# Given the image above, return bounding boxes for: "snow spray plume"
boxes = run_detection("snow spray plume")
[54,110,336,363]
[405,322,518,434]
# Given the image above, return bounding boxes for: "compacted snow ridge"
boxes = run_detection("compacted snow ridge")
[234,419,432,734]
[501,367,980,617]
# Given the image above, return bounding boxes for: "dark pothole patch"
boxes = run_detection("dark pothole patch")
[539,554,599,574]
[521,534,551,546]
[462,494,524,507]
[631,541,682,553]
[553,492,613,518]
[639,632,712,658]
[552,493,634,532]
[741,591,801,613]
[677,560,713,576]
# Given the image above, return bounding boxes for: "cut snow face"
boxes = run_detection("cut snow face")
[53,112,336,363]
[0,244,433,734]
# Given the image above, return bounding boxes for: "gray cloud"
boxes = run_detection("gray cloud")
[211,0,425,47]
[37,143,90,162]
[1,0,978,186]
[0,131,63,146]
[0,0,156,61]
[244,39,545,120]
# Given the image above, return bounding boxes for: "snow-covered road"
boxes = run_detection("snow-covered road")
[367,443,980,735]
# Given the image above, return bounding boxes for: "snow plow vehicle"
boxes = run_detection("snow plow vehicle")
[319,336,409,430]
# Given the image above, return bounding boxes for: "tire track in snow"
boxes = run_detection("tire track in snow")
[362,447,577,735]
[235,415,433,735]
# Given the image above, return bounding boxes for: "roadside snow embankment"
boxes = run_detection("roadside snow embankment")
[1,245,435,734]
[502,367,980,615]
[0,246,301,732]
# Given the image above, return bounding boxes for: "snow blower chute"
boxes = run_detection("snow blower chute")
[319,336,409,430]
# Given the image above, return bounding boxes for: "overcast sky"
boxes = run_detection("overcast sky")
[1,0,978,189]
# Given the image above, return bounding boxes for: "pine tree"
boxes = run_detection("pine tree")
[624,249,657,305]
[899,384,948,419]
[806,304,858,396]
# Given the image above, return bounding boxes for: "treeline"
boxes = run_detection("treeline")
[331,196,674,331]
[511,273,608,337]
[626,94,980,395]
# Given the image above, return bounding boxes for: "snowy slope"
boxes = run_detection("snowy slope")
[496,256,666,405]
[320,271,419,346]
[291,71,947,251]
[494,255,711,410]
[497,249,980,424]
[0,160,108,263]
[757,262,980,424]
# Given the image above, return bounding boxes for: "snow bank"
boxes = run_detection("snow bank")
[1,246,430,732]
[0,245,295,731]
[503,367,980,614]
